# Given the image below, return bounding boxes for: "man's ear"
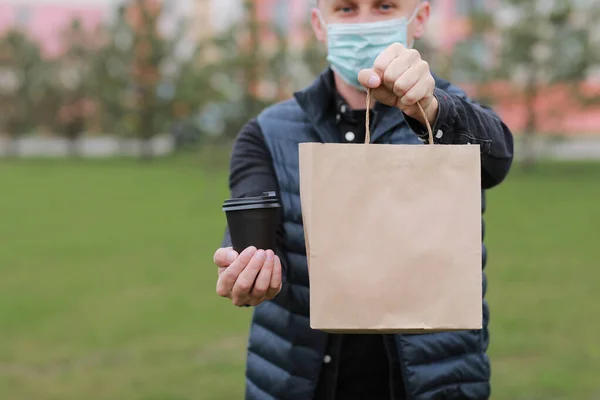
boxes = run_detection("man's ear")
[412,2,430,40]
[311,8,327,44]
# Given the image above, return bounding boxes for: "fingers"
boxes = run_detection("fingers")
[382,56,410,91]
[215,246,283,307]
[213,247,238,268]
[358,68,381,89]
[266,255,283,299]
[358,69,397,107]
[377,45,419,90]
[401,78,435,109]
[372,42,409,76]
[388,59,419,98]
[231,249,267,306]
[370,86,398,107]
[358,44,415,90]
[361,44,432,110]
[249,250,275,305]
[394,62,433,107]
[216,246,256,298]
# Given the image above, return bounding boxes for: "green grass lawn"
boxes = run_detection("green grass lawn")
[0,157,598,400]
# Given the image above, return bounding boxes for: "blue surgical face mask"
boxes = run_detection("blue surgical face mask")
[318,7,420,91]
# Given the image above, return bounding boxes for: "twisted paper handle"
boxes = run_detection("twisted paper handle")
[365,89,434,145]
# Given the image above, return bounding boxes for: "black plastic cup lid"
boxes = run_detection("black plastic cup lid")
[222,191,281,211]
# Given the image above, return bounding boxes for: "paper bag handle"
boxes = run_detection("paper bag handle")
[365,89,434,145]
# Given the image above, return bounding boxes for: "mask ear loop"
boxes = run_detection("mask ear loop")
[406,3,422,49]
[316,9,327,30]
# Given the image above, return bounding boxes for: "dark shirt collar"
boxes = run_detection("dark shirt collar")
[294,67,406,144]
[332,77,389,122]
[334,90,363,124]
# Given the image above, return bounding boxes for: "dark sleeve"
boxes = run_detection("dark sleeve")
[227,119,279,199]
[404,80,515,190]
[221,118,281,248]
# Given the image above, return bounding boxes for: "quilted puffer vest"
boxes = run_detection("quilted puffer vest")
[244,69,491,400]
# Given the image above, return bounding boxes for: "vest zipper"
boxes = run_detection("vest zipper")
[382,336,398,400]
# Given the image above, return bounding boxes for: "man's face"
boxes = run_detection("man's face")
[311,0,430,45]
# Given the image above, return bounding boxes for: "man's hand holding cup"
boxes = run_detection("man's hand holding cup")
[216,191,283,307]
[213,246,282,307]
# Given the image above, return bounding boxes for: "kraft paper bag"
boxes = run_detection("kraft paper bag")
[299,93,482,334]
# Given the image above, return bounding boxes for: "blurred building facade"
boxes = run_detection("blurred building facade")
[0,2,107,58]
[2,0,599,136]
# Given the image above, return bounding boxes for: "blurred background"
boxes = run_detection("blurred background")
[0,0,598,399]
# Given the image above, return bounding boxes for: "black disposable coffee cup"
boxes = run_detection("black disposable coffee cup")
[222,191,281,253]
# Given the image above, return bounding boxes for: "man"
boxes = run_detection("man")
[212,0,514,399]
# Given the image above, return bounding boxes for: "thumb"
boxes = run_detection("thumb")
[358,69,382,89]
[213,247,238,268]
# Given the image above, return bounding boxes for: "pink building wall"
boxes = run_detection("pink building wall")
[433,0,473,51]
[0,3,107,58]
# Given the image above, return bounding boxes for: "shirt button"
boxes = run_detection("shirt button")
[436,129,444,139]
[323,355,332,364]
[340,105,347,113]
[344,131,355,142]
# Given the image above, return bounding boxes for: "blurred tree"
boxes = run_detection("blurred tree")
[194,0,275,142]
[0,29,46,156]
[54,18,98,157]
[299,20,327,78]
[454,0,600,168]
[123,0,222,158]
[197,1,330,142]
[269,22,291,102]
[128,0,168,159]
[91,5,135,140]
[88,0,219,158]
[1,0,332,158]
